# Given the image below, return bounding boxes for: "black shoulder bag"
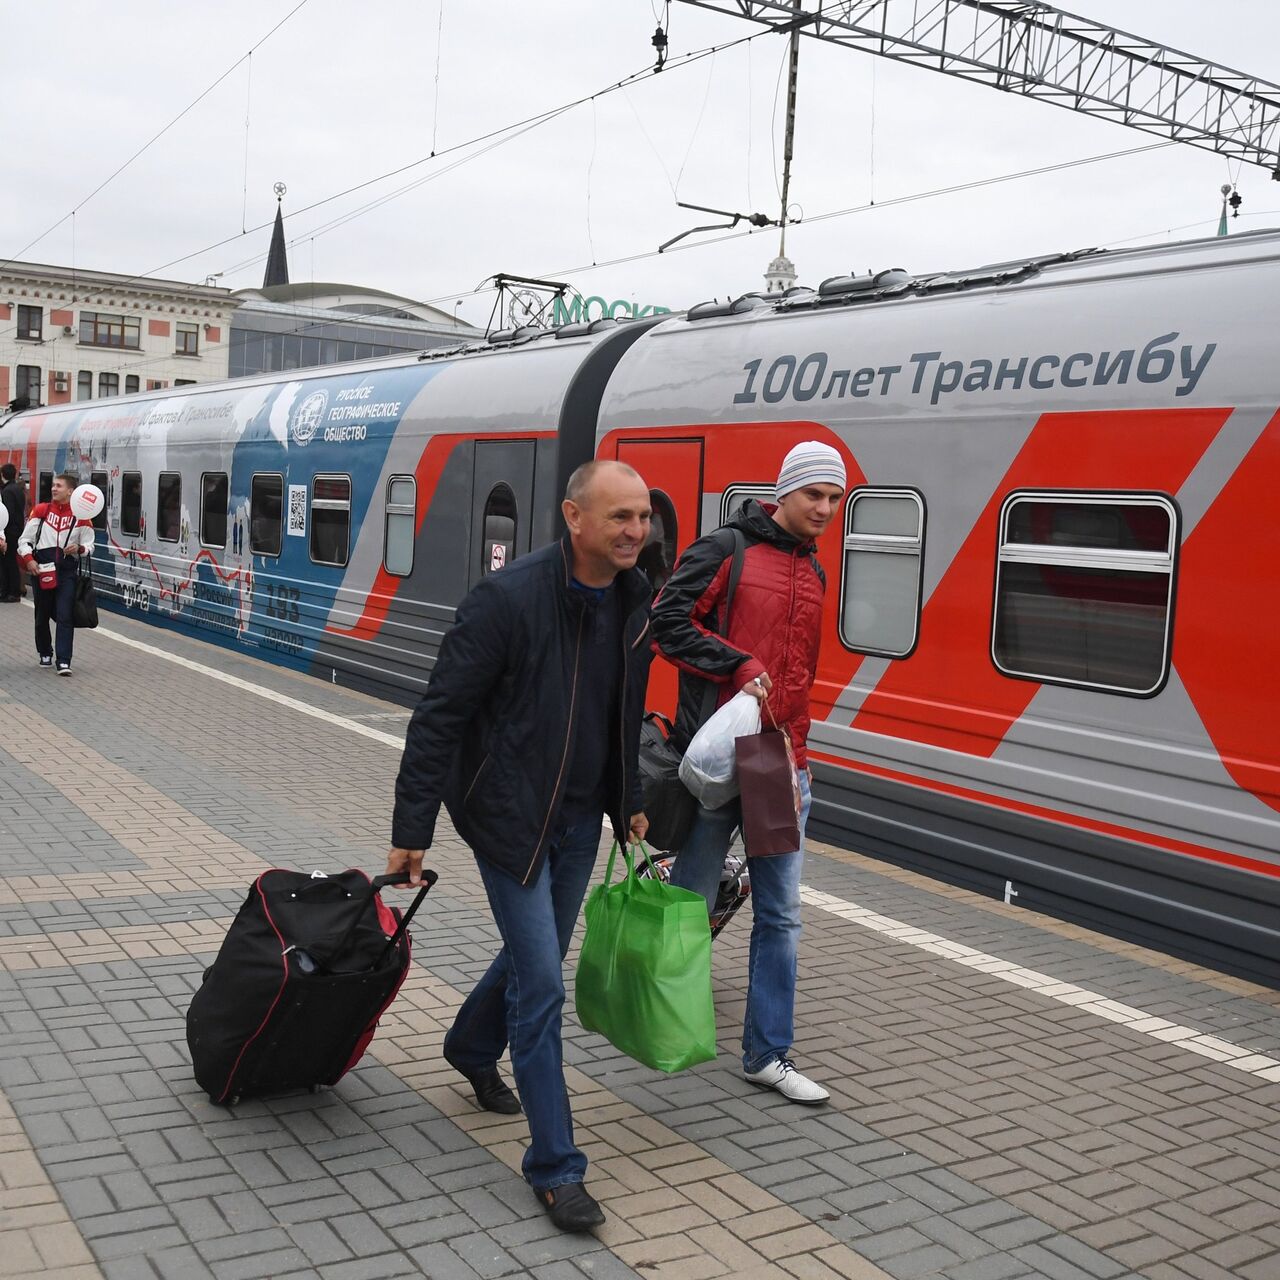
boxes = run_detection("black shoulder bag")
[73,550,99,628]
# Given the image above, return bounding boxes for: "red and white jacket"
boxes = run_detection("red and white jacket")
[651,499,827,769]
[17,501,95,572]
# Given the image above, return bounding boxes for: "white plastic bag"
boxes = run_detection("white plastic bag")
[679,690,762,809]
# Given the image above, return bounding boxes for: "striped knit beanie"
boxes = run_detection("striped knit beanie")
[775,440,847,500]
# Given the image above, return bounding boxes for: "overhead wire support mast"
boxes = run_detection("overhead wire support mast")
[673,0,1280,178]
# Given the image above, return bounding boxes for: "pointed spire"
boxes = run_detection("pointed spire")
[263,183,289,287]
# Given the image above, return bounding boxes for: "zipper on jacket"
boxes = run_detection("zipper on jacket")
[523,608,586,885]
[463,753,491,805]
[616,613,631,834]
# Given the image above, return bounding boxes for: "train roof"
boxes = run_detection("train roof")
[0,314,646,432]
[668,224,1280,334]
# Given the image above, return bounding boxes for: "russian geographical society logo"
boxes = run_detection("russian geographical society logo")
[290,389,329,447]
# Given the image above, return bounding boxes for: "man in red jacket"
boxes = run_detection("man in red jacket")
[17,472,95,674]
[651,440,846,1104]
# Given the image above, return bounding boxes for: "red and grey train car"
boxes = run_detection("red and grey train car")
[4,228,1278,984]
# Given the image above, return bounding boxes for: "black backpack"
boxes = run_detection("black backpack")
[639,528,745,851]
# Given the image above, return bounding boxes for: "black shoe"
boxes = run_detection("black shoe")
[443,1050,521,1115]
[537,1182,605,1232]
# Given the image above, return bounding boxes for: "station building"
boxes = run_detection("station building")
[0,260,236,412]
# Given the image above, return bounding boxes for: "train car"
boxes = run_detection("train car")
[0,318,654,693]
[3,227,1278,985]
[597,230,1280,988]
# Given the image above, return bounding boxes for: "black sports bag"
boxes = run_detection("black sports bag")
[187,867,436,1105]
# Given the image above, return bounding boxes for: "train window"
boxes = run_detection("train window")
[90,471,109,531]
[637,489,677,593]
[310,474,351,567]
[481,483,517,576]
[200,473,229,548]
[38,472,52,503]
[157,473,182,542]
[383,476,416,577]
[250,474,284,556]
[720,484,773,525]
[838,489,925,657]
[992,491,1177,696]
[120,471,142,535]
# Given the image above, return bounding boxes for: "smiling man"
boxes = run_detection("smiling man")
[387,459,653,1233]
[651,439,846,1106]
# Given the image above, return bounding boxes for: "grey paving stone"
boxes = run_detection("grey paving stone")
[384,1210,479,1249]
[4,607,1280,1280]
[316,1258,420,1280]
[287,1221,356,1266]
[405,1242,487,1279]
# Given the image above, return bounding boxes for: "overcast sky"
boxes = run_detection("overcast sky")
[5,2,1280,327]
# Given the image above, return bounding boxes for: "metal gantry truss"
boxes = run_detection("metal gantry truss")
[676,0,1280,176]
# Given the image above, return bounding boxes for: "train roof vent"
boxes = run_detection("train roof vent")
[687,292,770,322]
[486,327,541,347]
[818,267,912,298]
[554,317,618,339]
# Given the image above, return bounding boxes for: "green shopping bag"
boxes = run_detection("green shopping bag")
[575,842,715,1073]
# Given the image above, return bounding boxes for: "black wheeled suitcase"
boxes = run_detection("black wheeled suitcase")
[187,867,436,1105]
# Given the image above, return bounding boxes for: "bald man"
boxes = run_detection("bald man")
[388,460,653,1232]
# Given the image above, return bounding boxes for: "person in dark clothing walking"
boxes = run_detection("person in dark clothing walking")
[0,464,23,602]
[387,460,653,1233]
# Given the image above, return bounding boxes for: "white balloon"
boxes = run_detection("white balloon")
[0,505,7,533]
[70,483,105,521]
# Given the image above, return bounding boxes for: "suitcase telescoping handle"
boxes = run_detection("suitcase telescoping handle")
[373,869,438,966]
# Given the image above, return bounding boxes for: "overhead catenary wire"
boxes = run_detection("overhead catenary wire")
[431,1,445,156]
[404,137,1186,315]
[2,31,772,382]
[0,0,311,275]
[60,135,1203,386]
[0,30,767,358]
[143,29,765,286]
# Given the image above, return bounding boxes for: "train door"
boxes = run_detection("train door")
[470,439,536,588]
[615,437,704,714]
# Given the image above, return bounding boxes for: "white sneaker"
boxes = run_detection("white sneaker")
[744,1057,830,1104]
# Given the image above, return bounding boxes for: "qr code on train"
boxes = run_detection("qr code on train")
[287,484,307,537]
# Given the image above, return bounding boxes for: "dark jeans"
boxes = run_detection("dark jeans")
[34,564,77,664]
[0,544,19,598]
[443,816,603,1190]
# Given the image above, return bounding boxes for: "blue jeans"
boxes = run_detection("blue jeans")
[33,562,78,665]
[670,772,811,1074]
[443,816,603,1190]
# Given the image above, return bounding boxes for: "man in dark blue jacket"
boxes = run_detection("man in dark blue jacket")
[387,460,652,1233]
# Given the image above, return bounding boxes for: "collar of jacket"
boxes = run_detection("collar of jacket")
[731,498,819,556]
[557,532,651,616]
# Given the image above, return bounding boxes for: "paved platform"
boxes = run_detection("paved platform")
[0,601,1278,1280]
